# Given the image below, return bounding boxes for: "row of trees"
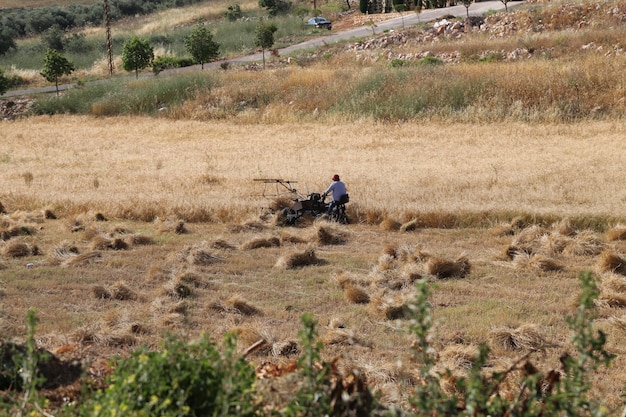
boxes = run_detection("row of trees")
[8,20,279,97]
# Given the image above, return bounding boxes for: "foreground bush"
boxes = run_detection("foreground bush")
[81,333,256,417]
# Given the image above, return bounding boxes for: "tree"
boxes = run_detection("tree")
[359,0,368,14]
[184,24,220,70]
[224,4,243,21]
[0,68,9,96]
[462,0,472,18]
[394,2,407,29]
[255,23,277,69]
[121,36,153,79]
[41,26,65,51]
[500,0,509,12]
[0,29,17,56]
[40,48,74,96]
[258,0,291,16]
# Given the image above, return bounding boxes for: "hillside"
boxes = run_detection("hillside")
[3,0,626,122]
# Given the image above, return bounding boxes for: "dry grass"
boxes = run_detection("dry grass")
[379,218,402,232]
[1,117,625,222]
[1,113,626,412]
[607,226,626,242]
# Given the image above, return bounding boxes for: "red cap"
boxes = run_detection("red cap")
[332,174,340,181]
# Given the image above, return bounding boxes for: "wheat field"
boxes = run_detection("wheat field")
[1,116,625,222]
[2,115,626,412]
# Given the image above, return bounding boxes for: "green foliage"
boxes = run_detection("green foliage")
[390,58,408,67]
[0,1,212,38]
[0,309,48,416]
[225,4,244,21]
[282,313,333,417]
[258,0,292,16]
[122,36,154,78]
[152,56,196,74]
[41,26,65,51]
[358,0,368,13]
[33,73,216,116]
[184,24,221,69]
[0,29,17,56]
[462,0,473,17]
[64,32,89,54]
[406,272,614,417]
[417,55,443,66]
[558,271,615,415]
[0,68,9,96]
[81,333,256,417]
[255,22,278,67]
[40,47,75,95]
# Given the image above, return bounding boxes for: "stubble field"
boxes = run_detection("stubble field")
[1,116,626,412]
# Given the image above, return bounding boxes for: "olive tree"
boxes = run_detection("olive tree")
[121,36,153,79]
[184,24,220,69]
[255,23,277,69]
[40,48,74,96]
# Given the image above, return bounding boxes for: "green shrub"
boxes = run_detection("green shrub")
[390,58,408,67]
[152,56,196,74]
[80,333,256,417]
[417,56,443,66]
[0,68,9,95]
[225,4,244,21]
[32,73,216,116]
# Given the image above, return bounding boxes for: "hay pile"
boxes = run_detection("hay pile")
[503,222,607,271]
[330,243,471,321]
[275,249,323,269]
[425,255,471,279]
[176,243,223,267]
[597,250,626,275]
[310,223,350,245]
[240,236,280,250]
[158,218,188,234]
[606,225,626,242]
[489,324,551,352]
[61,251,102,267]
[2,240,40,258]
[93,281,138,301]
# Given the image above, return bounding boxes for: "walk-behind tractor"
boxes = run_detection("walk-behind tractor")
[254,178,349,225]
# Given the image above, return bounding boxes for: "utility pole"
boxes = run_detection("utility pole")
[103,0,113,76]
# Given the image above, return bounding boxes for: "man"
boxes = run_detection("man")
[322,174,347,216]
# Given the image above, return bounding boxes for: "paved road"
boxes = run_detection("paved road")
[2,0,521,98]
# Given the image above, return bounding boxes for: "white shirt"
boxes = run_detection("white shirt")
[324,180,347,201]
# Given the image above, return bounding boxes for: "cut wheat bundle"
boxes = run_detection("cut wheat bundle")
[275,249,324,269]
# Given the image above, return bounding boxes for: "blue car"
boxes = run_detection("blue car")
[307,17,332,30]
